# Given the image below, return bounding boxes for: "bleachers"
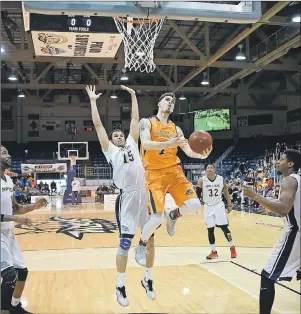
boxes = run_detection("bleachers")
[3,134,300,175]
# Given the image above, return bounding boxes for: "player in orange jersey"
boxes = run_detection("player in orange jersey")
[135,92,212,266]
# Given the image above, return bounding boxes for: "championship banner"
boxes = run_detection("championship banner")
[40,120,62,130]
[31,31,122,58]
[21,163,67,174]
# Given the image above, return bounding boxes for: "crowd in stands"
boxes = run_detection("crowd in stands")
[222,139,301,211]
[95,183,116,203]
[12,175,58,204]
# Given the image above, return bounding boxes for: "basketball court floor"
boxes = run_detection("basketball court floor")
[14,199,300,314]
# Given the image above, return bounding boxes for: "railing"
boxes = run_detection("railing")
[76,166,112,180]
[215,145,235,167]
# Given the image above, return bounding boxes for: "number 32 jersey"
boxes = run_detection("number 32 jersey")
[202,175,224,206]
[103,134,145,189]
[141,116,181,170]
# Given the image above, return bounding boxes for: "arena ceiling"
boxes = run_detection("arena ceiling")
[1,1,300,106]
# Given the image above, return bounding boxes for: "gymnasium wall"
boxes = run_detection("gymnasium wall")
[1,84,300,143]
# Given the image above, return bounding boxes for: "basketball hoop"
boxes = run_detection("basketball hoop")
[113,16,165,73]
[69,155,77,168]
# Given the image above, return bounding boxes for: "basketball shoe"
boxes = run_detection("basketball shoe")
[116,286,129,307]
[9,302,33,314]
[206,251,218,260]
[141,278,156,300]
[135,242,148,266]
[230,246,237,258]
[165,210,177,236]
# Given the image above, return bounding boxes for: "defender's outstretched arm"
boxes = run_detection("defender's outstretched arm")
[86,85,109,152]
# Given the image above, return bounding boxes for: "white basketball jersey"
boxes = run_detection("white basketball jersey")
[202,175,224,205]
[103,134,145,190]
[1,174,14,230]
[283,173,300,230]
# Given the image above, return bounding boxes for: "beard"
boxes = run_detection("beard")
[1,159,11,170]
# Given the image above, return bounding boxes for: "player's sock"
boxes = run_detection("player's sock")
[210,244,216,251]
[145,268,153,281]
[11,297,20,307]
[117,272,125,288]
[259,273,275,314]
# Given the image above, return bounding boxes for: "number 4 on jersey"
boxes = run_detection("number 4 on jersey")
[159,149,165,155]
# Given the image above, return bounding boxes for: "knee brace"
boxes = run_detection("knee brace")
[1,267,17,310]
[1,266,17,284]
[15,267,28,281]
[179,198,201,216]
[117,238,132,256]
[207,227,215,244]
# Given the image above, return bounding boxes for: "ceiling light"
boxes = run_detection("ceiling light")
[178,93,186,100]
[110,92,118,99]
[18,91,25,98]
[1,47,5,53]
[292,15,300,23]
[236,52,246,60]
[120,74,129,81]
[236,43,246,60]
[8,74,18,81]
[201,72,210,85]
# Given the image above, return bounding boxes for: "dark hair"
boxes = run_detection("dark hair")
[108,129,125,140]
[159,92,176,102]
[206,163,216,169]
[284,149,301,172]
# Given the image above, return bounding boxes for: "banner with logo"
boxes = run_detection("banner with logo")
[40,120,62,130]
[31,31,122,58]
[21,163,67,174]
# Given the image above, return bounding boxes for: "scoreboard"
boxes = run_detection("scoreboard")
[22,5,123,58]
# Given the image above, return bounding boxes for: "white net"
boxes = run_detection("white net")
[113,17,165,73]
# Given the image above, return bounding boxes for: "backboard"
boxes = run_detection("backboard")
[57,142,89,161]
[23,1,261,24]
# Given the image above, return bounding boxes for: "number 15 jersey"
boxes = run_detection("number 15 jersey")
[202,175,224,205]
[141,116,181,170]
[103,134,145,190]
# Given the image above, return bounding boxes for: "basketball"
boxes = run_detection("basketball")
[188,131,213,153]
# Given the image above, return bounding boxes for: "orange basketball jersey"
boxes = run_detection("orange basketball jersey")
[141,116,181,170]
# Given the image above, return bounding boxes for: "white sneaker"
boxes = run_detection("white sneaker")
[141,278,156,300]
[116,286,129,307]
[165,210,177,236]
[135,243,148,266]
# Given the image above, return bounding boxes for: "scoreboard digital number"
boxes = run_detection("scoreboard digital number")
[68,16,91,32]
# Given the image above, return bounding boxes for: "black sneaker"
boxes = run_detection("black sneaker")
[141,278,156,300]
[9,303,33,314]
[116,286,129,307]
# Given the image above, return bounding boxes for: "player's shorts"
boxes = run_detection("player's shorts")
[1,229,26,272]
[115,185,150,238]
[262,228,300,282]
[145,164,197,214]
[204,201,228,228]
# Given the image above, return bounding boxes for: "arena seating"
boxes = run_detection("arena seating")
[3,134,300,175]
